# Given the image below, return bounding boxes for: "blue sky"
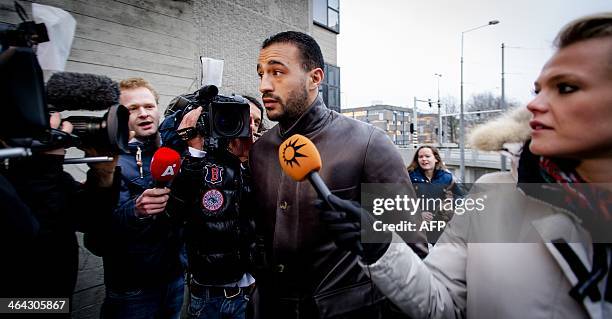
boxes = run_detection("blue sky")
[338,0,612,109]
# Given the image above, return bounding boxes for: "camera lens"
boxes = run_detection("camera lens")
[213,107,243,137]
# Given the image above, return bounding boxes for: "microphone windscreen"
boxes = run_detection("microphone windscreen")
[278,134,322,182]
[150,147,182,183]
[47,72,119,111]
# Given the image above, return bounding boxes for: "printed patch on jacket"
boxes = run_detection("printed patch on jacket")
[204,164,224,185]
[201,189,224,212]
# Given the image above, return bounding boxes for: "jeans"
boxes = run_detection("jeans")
[101,275,184,319]
[186,286,250,319]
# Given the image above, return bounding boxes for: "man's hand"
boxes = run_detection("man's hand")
[228,115,255,161]
[78,146,119,188]
[135,188,170,217]
[45,112,73,156]
[421,211,434,221]
[316,194,392,264]
[178,106,204,150]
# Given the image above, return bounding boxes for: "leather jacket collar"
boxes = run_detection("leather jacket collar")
[278,95,333,139]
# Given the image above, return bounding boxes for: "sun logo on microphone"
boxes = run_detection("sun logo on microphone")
[282,138,307,167]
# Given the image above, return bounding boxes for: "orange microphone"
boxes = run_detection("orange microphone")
[278,134,334,208]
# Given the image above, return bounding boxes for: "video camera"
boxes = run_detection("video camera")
[167,85,251,151]
[0,2,129,159]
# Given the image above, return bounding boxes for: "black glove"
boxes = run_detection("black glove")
[316,194,392,264]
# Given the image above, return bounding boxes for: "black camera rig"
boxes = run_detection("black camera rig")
[167,85,251,152]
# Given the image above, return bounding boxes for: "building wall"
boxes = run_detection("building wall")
[417,113,438,144]
[195,0,311,100]
[343,105,413,145]
[0,0,198,110]
[312,24,337,65]
[0,0,328,111]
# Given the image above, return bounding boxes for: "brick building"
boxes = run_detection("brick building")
[342,105,413,145]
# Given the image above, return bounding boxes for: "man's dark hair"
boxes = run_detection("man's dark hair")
[242,95,266,133]
[262,31,324,72]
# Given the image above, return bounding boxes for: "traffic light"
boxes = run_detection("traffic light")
[409,123,414,134]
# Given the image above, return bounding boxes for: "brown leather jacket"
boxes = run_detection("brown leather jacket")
[249,96,425,318]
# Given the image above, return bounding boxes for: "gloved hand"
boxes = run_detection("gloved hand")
[316,194,392,264]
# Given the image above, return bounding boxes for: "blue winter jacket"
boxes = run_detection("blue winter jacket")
[102,138,184,290]
[409,168,465,201]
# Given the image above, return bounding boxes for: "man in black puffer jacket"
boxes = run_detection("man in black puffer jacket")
[164,95,263,319]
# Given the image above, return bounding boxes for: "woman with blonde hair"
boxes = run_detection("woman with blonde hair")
[320,12,612,318]
[407,145,463,243]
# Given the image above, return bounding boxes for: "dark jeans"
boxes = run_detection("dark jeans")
[101,275,184,319]
[186,285,250,319]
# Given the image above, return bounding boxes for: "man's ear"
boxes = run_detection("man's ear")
[308,67,324,90]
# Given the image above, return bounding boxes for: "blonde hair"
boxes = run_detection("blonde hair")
[555,12,612,49]
[118,77,159,104]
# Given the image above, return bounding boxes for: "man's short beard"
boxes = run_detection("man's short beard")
[273,85,310,125]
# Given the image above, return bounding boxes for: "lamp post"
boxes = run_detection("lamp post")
[460,19,499,181]
[434,73,442,146]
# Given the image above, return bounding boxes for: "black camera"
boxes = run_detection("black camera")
[46,72,130,154]
[0,3,129,156]
[168,85,251,151]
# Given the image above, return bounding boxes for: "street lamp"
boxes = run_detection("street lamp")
[434,73,442,146]
[460,19,499,181]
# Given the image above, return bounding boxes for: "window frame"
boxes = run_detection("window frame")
[313,0,340,33]
[321,63,341,112]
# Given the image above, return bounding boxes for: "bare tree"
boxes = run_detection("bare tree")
[466,92,520,127]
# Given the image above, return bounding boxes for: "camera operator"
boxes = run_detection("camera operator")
[87,78,186,319]
[0,111,120,312]
[163,93,262,319]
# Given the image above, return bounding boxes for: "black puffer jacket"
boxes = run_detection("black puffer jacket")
[168,149,255,285]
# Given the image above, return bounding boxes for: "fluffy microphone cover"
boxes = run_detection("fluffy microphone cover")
[46,72,119,110]
[150,147,182,182]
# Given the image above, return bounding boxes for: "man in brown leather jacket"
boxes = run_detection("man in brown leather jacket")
[250,31,426,318]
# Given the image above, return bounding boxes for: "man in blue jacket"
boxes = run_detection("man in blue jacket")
[98,78,185,319]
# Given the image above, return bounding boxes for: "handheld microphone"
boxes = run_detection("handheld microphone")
[46,72,119,111]
[150,147,182,188]
[278,134,335,209]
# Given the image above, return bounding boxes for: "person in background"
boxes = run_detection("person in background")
[407,145,463,243]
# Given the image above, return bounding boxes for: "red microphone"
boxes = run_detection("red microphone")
[150,147,182,188]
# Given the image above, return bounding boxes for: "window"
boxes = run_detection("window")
[321,63,341,112]
[314,0,340,33]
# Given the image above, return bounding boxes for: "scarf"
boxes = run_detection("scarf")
[538,156,612,304]
[538,157,612,221]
